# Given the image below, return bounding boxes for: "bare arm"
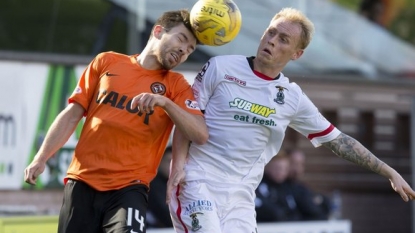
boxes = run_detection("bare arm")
[163,99,207,145]
[322,132,415,201]
[322,133,385,174]
[131,93,208,145]
[166,128,191,204]
[24,103,85,185]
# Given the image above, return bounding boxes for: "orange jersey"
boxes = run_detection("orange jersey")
[66,51,203,191]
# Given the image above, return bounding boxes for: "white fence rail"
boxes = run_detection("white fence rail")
[148,220,352,233]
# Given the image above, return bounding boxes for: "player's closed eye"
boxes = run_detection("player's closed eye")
[280,37,288,43]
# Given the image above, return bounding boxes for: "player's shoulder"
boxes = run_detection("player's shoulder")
[287,82,305,98]
[280,73,298,87]
[166,69,185,79]
[287,81,301,90]
[163,71,192,98]
[164,70,189,88]
[280,73,304,94]
[95,51,129,62]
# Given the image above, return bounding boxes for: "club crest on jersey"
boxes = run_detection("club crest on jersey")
[274,86,288,105]
[190,212,203,231]
[150,82,166,95]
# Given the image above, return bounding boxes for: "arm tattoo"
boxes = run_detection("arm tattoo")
[322,133,384,174]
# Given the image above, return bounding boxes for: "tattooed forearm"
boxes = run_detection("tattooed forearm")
[322,133,385,174]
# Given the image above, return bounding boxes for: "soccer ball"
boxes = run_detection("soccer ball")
[190,0,242,46]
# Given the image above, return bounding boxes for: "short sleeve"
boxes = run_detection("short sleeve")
[169,74,204,116]
[191,58,219,111]
[68,53,103,112]
[289,86,341,147]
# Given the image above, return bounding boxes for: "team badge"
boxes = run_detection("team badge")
[190,212,203,231]
[150,82,166,95]
[274,86,287,105]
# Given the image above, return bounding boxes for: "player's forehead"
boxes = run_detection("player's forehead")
[169,24,197,44]
[267,17,302,38]
[169,24,192,36]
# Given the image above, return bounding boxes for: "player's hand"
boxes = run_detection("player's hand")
[389,172,415,202]
[130,93,167,114]
[24,159,46,185]
[166,169,186,204]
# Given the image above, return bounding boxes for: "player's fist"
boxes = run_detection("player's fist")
[131,93,167,114]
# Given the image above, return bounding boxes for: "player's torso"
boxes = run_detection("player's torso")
[187,56,301,183]
[70,54,176,190]
[86,58,173,139]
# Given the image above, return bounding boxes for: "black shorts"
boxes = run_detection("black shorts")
[58,179,149,233]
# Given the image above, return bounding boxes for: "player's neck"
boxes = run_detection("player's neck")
[250,57,282,79]
[136,44,165,70]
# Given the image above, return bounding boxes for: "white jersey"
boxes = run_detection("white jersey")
[185,55,340,189]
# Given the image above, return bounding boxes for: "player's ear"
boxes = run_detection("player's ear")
[153,25,164,39]
[291,49,304,60]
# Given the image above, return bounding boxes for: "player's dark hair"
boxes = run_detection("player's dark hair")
[151,9,200,44]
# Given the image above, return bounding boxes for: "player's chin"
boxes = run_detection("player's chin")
[161,60,176,70]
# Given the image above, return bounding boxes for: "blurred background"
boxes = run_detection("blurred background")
[0,0,414,233]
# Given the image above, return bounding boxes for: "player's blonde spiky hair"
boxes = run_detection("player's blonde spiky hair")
[271,8,315,49]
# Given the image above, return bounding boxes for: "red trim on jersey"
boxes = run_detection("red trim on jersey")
[253,70,275,80]
[176,185,188,233]
[308,124,335,140]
